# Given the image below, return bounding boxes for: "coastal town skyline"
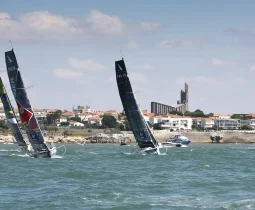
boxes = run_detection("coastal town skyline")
[1,1,255,113]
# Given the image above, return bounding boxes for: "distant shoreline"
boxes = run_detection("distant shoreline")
[1,130,255,144]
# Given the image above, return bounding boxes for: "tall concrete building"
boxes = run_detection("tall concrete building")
[180,83,188,111]
[151,83,189,115]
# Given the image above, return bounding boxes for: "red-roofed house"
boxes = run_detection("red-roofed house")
[104,110,118,119]
[88,117,102,126]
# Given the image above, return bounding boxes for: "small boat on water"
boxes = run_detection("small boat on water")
[162,135,191,147]
[120,140,127,146]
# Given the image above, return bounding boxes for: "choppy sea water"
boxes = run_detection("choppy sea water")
[0,143,254,210]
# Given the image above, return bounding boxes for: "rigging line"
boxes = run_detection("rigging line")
[9,40,13,50]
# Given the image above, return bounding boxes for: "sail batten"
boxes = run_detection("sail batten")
[115,59,158,149]
[5,49,50,157]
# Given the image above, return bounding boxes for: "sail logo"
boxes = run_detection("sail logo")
[16,101,33,125]
[10,78,16,97]
[7,56,12,63]
[139,132,145,139]
[8,66,16,71]
[117,64,123,71]
[117,73,126,79]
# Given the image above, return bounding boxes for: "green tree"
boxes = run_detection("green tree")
[231,114,247,120]
[169,111,183,116]
[68,117,81,122]
[0,120,9,129]
[46,110,63,125]
[102,115,117,128]
[153,122,163,130]
[241,125,253,130]
[185,109,205,118]
[60,122,70,126]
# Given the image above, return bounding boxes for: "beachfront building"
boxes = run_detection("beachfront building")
[192,118,203,127]
[148,114,192,130]
[201,118,215,129]
[240,119,255,129]
[212,114,232,120]
[214,119,241,130]
[160,117,192,130]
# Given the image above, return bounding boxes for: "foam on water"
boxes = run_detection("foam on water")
[0,149,20,152]
[51,155,63,159]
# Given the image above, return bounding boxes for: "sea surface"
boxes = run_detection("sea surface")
[0,143,254,210]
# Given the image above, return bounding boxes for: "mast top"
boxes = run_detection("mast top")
[9,40,13,50]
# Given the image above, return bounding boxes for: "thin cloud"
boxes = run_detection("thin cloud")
[68,57,104,71]
[0,11,162,41]
[157,39,203,49]
[53,68,83,79]
[225,28,255,48]
[129,72,147,83]
[176,76,218,85]
[86,10,124,35]
[138,21,161,32]
[134,64,154,71]
[250,64,255,72]
[212,57,233,67]
[127,40,139,49]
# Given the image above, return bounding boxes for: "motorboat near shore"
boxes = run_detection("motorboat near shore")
[162,135,191,147]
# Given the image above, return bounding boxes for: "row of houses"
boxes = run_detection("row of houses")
[1,102,255,130]
[143,111,255,130]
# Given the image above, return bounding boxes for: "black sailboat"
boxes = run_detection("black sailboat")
[115,58,160,154]
[5,49,52,158]
[0,77,27,150]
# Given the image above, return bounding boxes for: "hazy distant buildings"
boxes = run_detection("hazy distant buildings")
[151,83,189,115]
[72,105,95,114]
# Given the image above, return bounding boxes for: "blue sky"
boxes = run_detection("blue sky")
[1,0,255,114]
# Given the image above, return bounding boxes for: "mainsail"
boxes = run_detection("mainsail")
[115,59,158,149]
[5,49,50,157]
[0,77,27,147]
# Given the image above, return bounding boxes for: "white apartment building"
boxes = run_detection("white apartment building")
[201,118,215,129]
[148,115,192,130]
[88,117,102,126]
[214,119,241,130]
[241,119,255,129]
[160,117,192,130]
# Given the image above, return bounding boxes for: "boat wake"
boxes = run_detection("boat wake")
[51,155,63,159]
[0,149,20,152]
[9,153,30,158]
